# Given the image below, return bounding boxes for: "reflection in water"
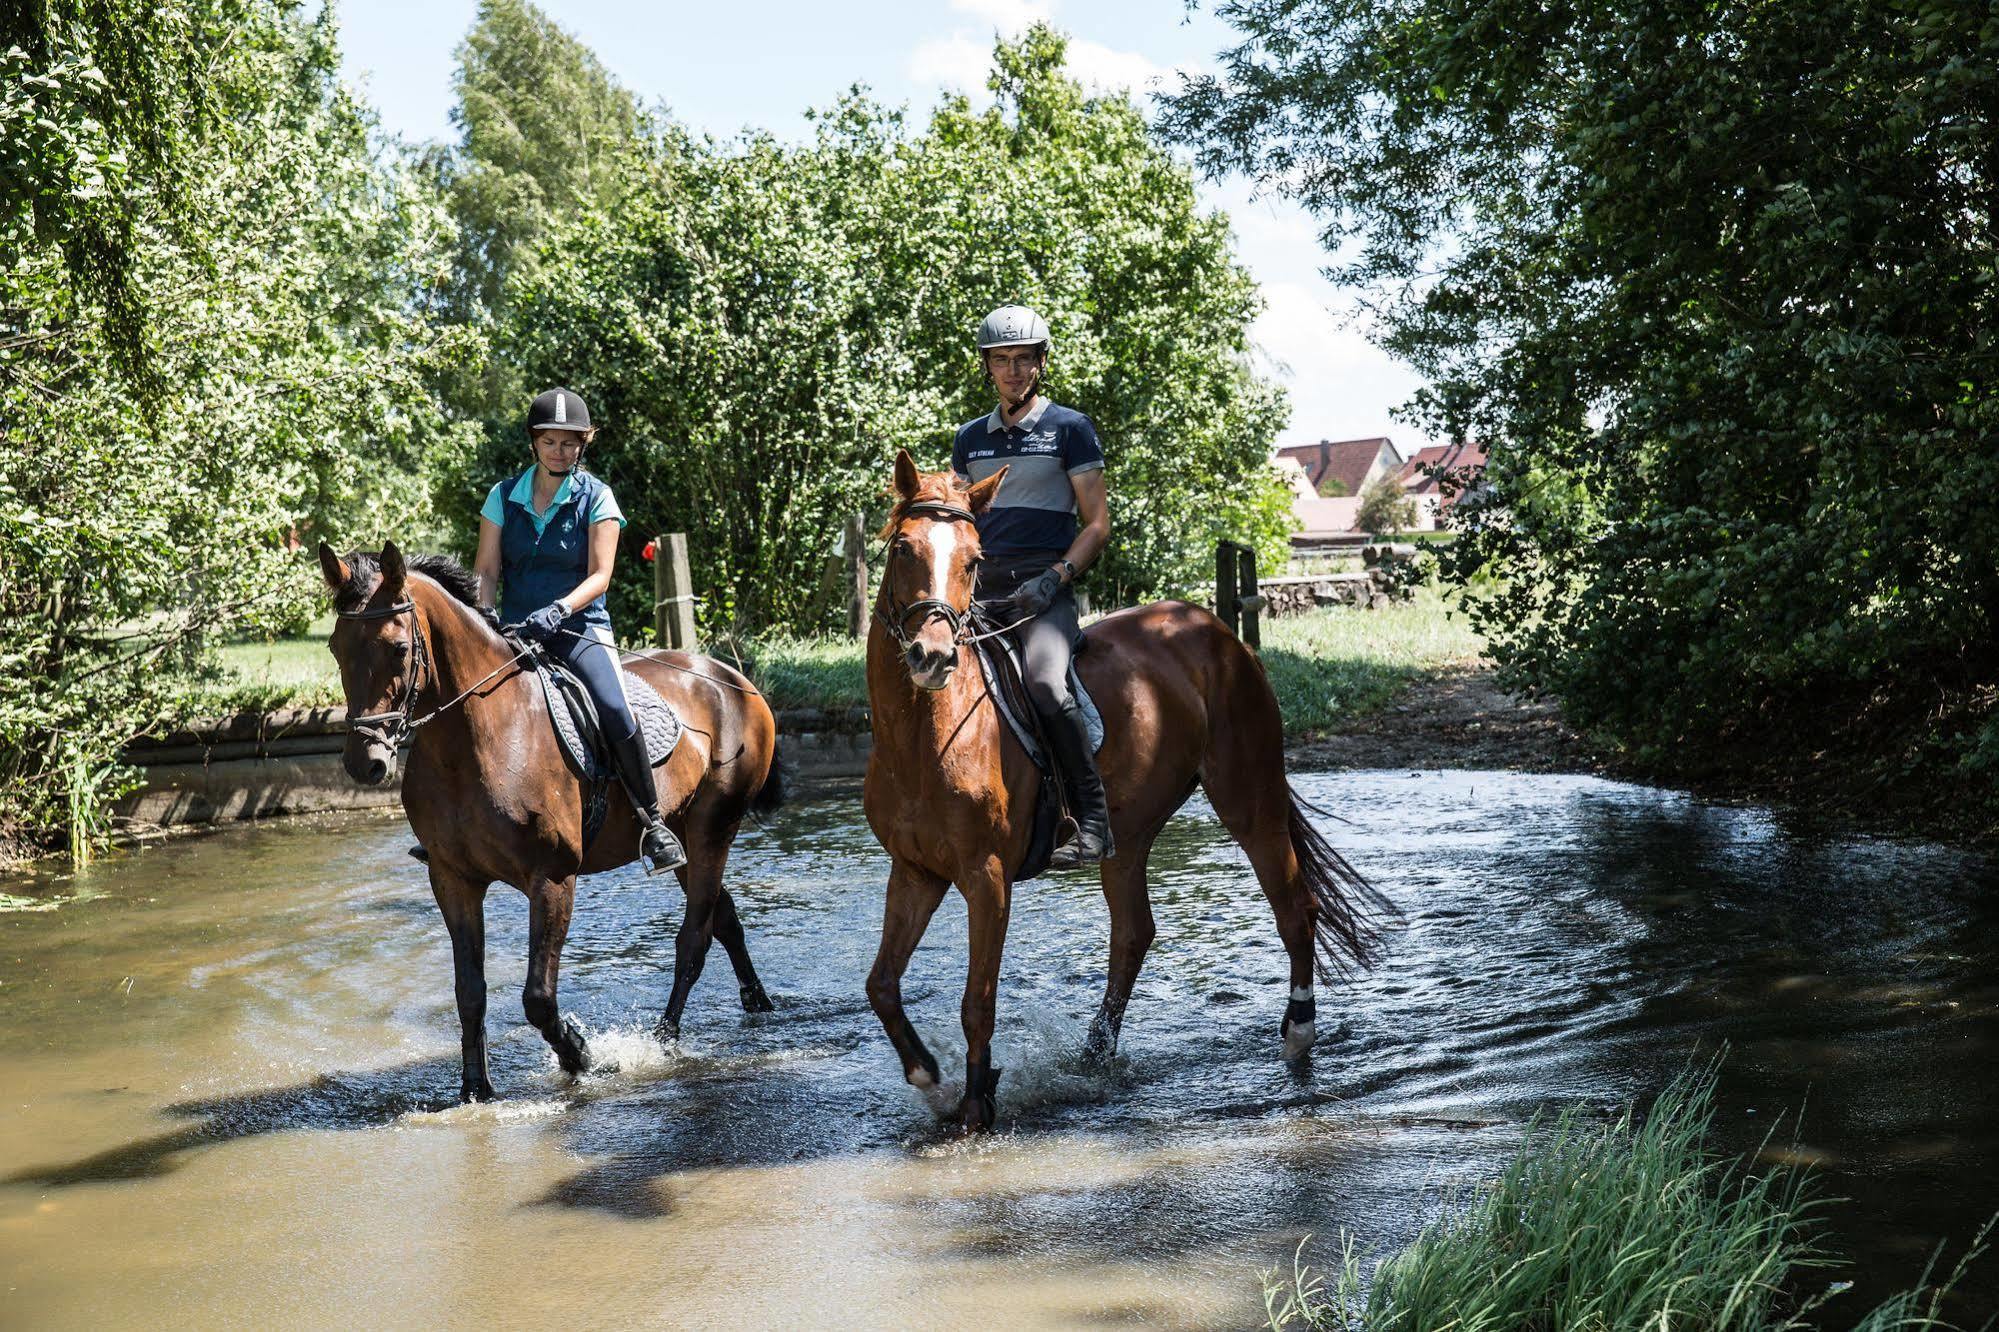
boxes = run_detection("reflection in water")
[1,773,1992,1326]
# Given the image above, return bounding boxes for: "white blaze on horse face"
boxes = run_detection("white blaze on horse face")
[926,518,959,604]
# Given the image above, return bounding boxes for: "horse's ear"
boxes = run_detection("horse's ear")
[966,464,1008,515]
[379,540,406,595]
[893,449,920,501]
[317,541,350,592]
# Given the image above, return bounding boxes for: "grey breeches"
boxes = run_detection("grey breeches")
[977,554,1081,718]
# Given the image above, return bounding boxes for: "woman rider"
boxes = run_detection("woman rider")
[473,387,685,875]
[951,306,1113,867]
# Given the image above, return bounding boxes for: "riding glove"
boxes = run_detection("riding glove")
[520,601,569,642]
[478,605,505,634]
[1008,568,1065,619]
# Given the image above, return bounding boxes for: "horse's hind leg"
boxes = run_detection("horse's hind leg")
[711,888,774,1013]
[866,858,948,1091]
[1201,773,1322,1063]
[657,814,746,1040]
[524,874,591,1075]
[1084,840,1157,1062]
[430,867,496,1103]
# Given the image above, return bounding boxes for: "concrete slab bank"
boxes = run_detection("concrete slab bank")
[115,706,873,833]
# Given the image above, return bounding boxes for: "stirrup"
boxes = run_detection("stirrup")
[640,821,687,875]
[1048,822,1113,870]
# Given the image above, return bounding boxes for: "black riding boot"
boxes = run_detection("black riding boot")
[1044,698,1113,869]
[607,725,687,875]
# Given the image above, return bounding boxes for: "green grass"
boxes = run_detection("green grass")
[185,615,343,716]
[179,591,1480,731]
[1259,587,1484,732]
[724,631,870,715]
[1265,1066,1990,1331]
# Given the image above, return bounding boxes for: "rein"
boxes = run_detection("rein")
[335,598,534,747]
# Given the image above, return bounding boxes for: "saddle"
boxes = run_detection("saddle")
[966,604,1106,882]
[524,644,684,849]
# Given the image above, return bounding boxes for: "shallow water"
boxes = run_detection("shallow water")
[2,771,1994,1327]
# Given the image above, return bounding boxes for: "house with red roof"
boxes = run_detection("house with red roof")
[1274,436,1489,540]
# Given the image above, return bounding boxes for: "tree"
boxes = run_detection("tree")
[1166,0,1999,809]
[491,25,1292,634]
[433,0,645,319]
[1356,474,1416,537]
[0,1,476,857]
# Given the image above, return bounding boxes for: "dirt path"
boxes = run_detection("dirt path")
[1289,666,1605,774]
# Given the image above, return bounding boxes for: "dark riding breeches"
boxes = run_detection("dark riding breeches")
[552,624,639,741]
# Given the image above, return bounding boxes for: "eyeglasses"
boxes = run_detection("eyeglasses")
[987,352,1043,373]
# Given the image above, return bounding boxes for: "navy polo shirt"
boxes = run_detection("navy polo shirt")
[950,397,1104,560]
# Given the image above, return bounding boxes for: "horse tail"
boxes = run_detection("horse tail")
[749,735,786,818]
[1288,787,1398,981]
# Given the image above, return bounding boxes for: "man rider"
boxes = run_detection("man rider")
[951,306,1113,867]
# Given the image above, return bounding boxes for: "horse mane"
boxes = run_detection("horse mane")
[334,549,481,612]
[878,469,973,542]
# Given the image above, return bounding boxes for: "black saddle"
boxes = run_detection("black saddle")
[522,643,684,849]
[965,604,1106,882]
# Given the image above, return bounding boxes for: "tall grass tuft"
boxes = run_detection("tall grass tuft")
[1266,1067,1990,1331]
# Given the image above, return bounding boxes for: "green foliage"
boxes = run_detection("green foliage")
[485,25,1291,634]
[0,1,477,856]
[1355,474,1417,537]
[1167,0,1999,818]
[1265,1067,1989,1330]
[431,0,646,319]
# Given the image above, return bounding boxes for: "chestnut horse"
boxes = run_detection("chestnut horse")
[863,452,1394,1131]
[319,540,782,1102]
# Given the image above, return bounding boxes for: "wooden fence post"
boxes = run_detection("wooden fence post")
[845,513,868,639]
[1216,541,1240,635]
[1215,539,1263,649]
[654,531,697,651]
[1237,544,1263,651]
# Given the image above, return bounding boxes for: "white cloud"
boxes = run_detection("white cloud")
[907,33,992,92]
[950,0,1059,30]
[907,4,1196,102]
[1064,39,1176,94]
[1253,283,1433,449]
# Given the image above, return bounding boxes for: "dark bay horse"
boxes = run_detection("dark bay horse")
[319,541,782,1102]
[863,452,1395,1131]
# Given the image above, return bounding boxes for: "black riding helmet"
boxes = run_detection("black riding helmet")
[527,387,592,434]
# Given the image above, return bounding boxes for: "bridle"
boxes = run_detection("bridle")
[873,500,1034,656]
[334,598,432,751]
[335,592,544,749]
[874,501,978,654]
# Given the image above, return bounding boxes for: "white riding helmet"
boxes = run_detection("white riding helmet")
[976,305,1053,355]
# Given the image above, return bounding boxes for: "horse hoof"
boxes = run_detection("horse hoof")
[461,1081,498,1104]
[1281,1017,1316,1062]
[953,1094,997,1134]
[1081,1024,1116,1064]
[740,982,775,1014]
[557,1018,592,1075]
[655,1015,681,1043]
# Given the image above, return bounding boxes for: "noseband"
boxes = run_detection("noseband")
[335,598,432,751]
[874,500,979,655]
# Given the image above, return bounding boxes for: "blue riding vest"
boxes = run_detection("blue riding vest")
[497,469,614,632]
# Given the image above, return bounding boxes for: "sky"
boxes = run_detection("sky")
[334,0,1433,450]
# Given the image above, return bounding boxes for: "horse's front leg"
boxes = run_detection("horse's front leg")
[866,857,948,1090]
[957,859,1012,1133]
[524,874,591,1075]
[429,867,496,1103]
